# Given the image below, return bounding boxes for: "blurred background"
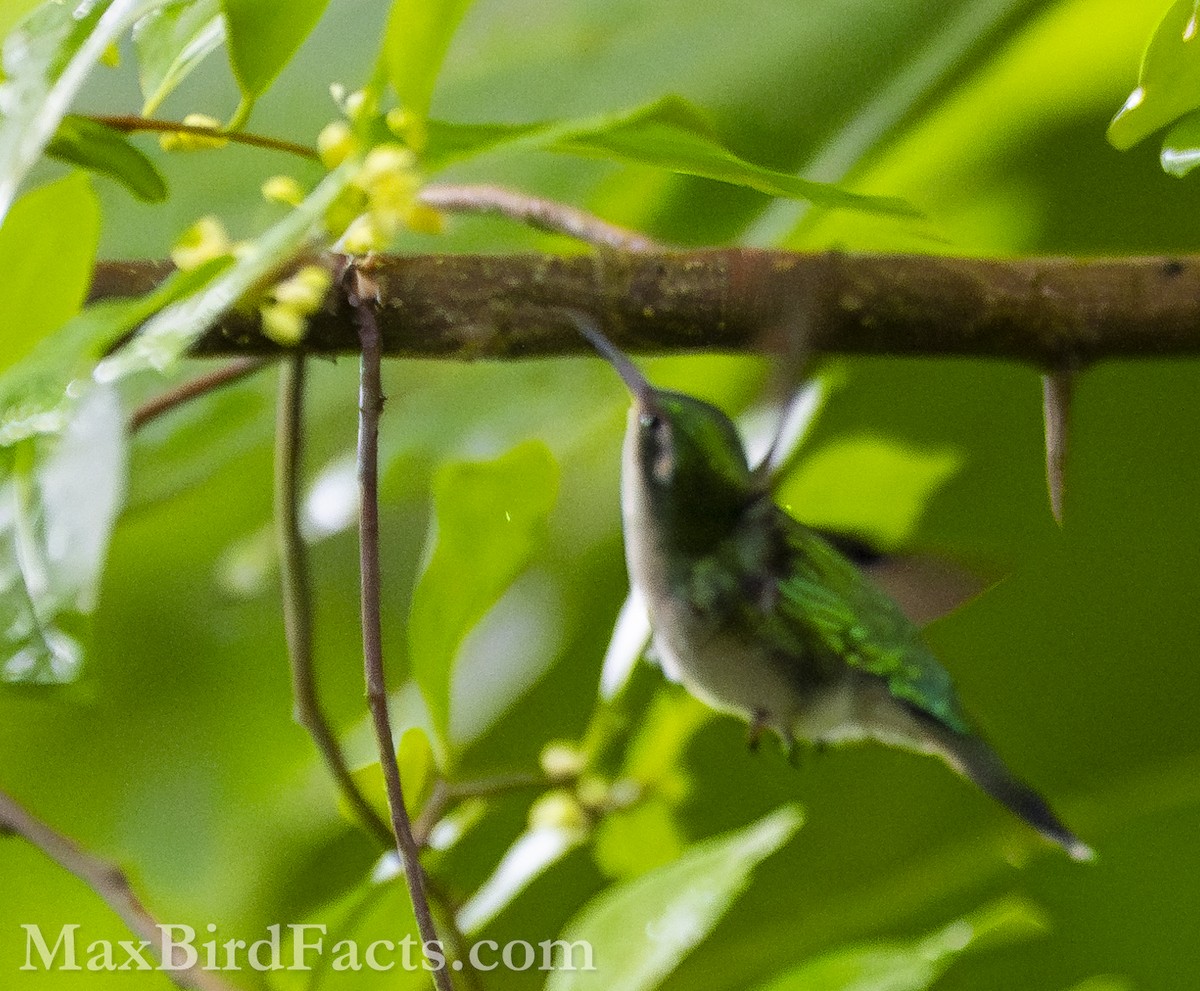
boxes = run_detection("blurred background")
[2,0,1199,988]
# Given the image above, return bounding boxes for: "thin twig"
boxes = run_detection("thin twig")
[129,357,271,433]
[0,789,237,991]
[274,355,395,849]
[349,260,453,991]
[89,114,321,161]
[418,184,665,252]
[412,773,553,848]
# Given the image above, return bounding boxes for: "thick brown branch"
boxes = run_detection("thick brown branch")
[89,251,1200,367]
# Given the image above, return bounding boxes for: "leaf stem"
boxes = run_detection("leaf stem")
[274,354,395,849]
[89,114,321,161]
[0,788,237,991]
[349,260,452,991]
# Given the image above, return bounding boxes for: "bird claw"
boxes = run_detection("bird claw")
[747,709,770,752]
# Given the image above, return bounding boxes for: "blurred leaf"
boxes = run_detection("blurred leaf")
[383,0,475,123]
[751,897,1047,991]
[133,0,225,116]
[0,384,126,684]
[0,174,98,377]
[422,97,916,216]
[46,115,167,201]
[594,799,685,880]
[0,0,166,223]
[408,440,559,745]
[621,688,711,800]
[221,0,331,114]
[349,726,438,824]
[1062,979,1133,991]
[94,160,354,382]
[775,436,962,551]
[1108,0,1200,151]
[546,805,802,991]
[553,97,919,218]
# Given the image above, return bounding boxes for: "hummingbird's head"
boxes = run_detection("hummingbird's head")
[572,313,756,548]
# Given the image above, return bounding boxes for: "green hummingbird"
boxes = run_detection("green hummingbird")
[575,316,1093,861]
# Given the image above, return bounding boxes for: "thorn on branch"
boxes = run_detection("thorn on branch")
[1043,369,1076,526]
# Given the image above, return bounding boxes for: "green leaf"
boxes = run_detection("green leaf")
[1160,108,1200,175]
[593,799,685,880]
[348,726,438,824]
[0,0,167,223]
[220,0,331,114]
[1,383,126,684]
[408,440,559,744]
[421,97,916,217]
[553,97,918,217]
[46,116,167,202]
[546,805,803,991]
[94,160,355,382]
[0,174,99,377]
[133,0,225,116]
[1108,0,1200,151]
[775,436,962,550]
[383,0,475,123]
[751,897,1047,991]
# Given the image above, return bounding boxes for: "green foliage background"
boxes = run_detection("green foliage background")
[2,1,1199,989]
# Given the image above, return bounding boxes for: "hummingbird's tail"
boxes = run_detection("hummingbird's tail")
[926,722,1095,861]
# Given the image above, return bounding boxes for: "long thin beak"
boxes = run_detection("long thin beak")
[568,311,657,407]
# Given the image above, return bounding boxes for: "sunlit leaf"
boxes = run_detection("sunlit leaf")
[0,0,167,223]
[221,0,331,117]
[1108,0,1200,151]
[0,174,99,377]
[94,160,355,382]
[133,0,225,115]
[47,115,167,202]
[1160,107,1200,175]
[0,384,126,684]
[546,805,802,991]
[408,440,559,745]
[775,436,962,550]
[751,897,1047,991]
[383,0,475,123]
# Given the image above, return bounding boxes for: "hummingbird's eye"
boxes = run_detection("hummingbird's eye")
[639,412,663,431]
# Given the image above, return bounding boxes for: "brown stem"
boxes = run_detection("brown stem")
[418,184,665,252]
[349,261,452,991]
[129,357,271,432]
[0,789,238,991]
[90,251,1200,368]
[274,355,395,849]
[411,772,552,848]
[89,114,320,161]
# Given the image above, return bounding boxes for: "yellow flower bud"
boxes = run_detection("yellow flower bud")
[528,791,588,833]
[170,216,231,271]
[404,201,444,236]
[385,107,427,153]
[539,742,586,781]
[160,113,228,151]
[339,213,385,254]
[272,265,332,313]
[261,175,305,207]
[317,120,359,169]
[260,303,306,346]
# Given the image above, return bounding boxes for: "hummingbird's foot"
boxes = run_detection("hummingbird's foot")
[784,732,801,767]
[747,709,770,752]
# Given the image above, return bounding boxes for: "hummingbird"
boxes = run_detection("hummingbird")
[574,315,1093,861]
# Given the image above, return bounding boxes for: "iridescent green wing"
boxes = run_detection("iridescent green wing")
[769,511,970,733]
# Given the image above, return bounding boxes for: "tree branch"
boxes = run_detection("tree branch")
[89,251,1200,368]
[0,788,238,991]
[350,263,452,991]
[274,355,396,849]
